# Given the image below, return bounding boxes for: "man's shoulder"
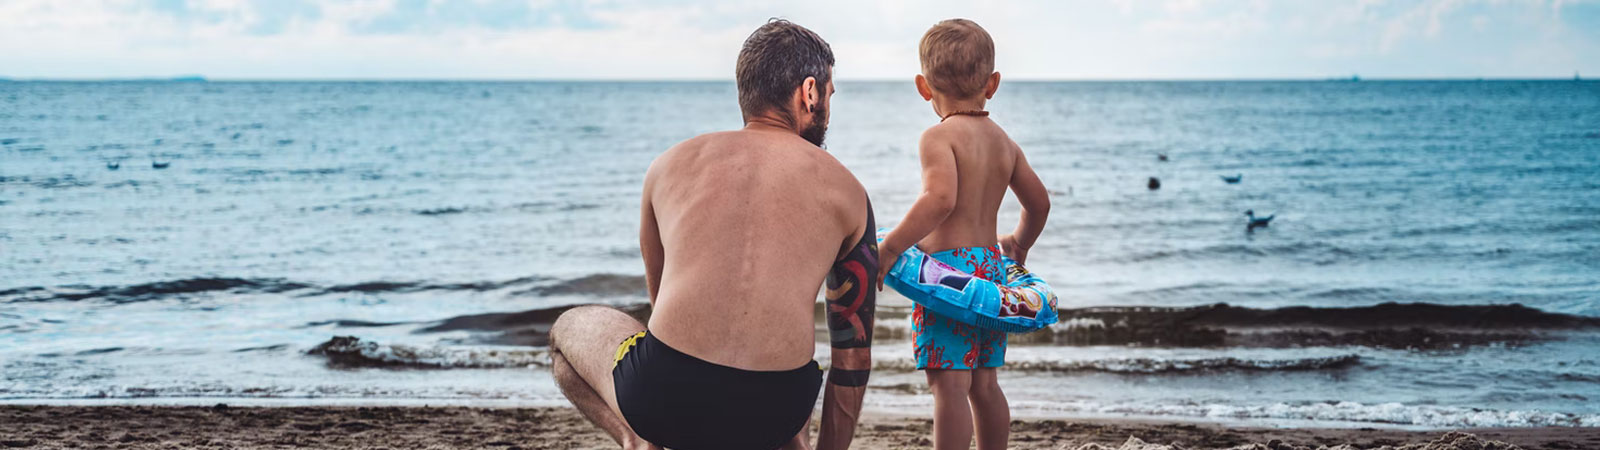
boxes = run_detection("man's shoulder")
[804,145,865,195]
[662,131,736,156]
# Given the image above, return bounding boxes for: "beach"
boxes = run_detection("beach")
[4,80,1599,430]
[0,405,1585,449]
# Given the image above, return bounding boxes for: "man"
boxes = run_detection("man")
[548,19,878,450]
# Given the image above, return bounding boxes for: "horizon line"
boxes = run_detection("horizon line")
[0,75,1590,83]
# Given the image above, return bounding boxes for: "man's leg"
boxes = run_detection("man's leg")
[549,305,657,450]
[968,368,1010,450]
[778,417,812,450]
[926,369,974,450]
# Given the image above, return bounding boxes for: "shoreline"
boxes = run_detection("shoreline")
[0,397,1570,432]
[2,405,1593,449]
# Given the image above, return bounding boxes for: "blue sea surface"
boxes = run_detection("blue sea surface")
[2,80,1598,427]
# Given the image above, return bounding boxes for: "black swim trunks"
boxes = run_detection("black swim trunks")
[612,331,822,450]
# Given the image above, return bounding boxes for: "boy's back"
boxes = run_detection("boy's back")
[916,116,1022,254]
[877,18,1051,450]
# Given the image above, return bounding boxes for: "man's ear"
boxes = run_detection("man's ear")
[802,76,819,112]
[914,74,933,101]
[984,72,1001,99]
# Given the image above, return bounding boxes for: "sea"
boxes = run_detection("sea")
[3,80,1598,429]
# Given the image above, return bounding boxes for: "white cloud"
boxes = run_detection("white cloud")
[0,0,1594,79]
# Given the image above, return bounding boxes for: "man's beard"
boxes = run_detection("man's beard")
[800,103,828,147]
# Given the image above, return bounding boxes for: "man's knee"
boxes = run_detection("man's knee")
[551,305,604,350]
[549,305,629,351]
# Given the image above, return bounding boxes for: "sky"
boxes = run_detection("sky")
[1,0,1596,80]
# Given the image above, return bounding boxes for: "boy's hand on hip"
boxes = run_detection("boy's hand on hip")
[999,234,1028,265]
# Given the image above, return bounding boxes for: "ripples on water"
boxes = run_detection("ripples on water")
[2,80,1598,427]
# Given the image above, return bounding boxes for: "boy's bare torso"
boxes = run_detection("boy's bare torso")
[642,128,868,372]
[918,116,1021,253]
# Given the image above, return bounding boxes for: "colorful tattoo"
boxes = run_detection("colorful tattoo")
[826,199,878,350]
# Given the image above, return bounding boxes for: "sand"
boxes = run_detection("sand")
[0,405,1593,449]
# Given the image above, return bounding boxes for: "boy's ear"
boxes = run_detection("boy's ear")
[914,74,934,101]
[984,72,1001,99]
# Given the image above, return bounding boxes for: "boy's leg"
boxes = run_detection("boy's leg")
[926,369,974,450]
[549,306,658,450]
[968,368,1010,450]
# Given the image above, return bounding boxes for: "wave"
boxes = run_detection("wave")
[415,303,650,346]
[318,275,548,295]
[0,175,95,190]
[306,336,547,369]
[320,301,1595,353]
[309,334,1356,375]
[1009,302,1600,349]
[1060,433,1520,450]
[1110,241,1370,265]
[414,206,469,216]
[0,277,313,304]
[862,354,1361,374]
[1011,400,1600,428]
[509,274,646,298]
[0,274,644,304]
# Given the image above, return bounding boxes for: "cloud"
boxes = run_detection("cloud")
[0,0,1594,79]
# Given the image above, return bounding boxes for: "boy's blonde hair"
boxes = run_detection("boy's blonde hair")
[918,19,995,99]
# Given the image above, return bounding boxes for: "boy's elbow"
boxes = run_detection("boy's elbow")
[1026,196,1051,218]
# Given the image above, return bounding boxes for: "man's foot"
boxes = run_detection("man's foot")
[623,436,663,450]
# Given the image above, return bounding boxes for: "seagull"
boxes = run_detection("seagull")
[1245,210,1274,231]
[1221,174,1242,184]
[106,160,121,170]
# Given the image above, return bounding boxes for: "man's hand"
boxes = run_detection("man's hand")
[998,233,1028,265]
[876,243,901,291]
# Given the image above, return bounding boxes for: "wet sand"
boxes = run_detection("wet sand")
[2,405,1593,449]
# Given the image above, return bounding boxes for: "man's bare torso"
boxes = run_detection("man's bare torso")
[919,116,1021,253]
[641,128,867,371]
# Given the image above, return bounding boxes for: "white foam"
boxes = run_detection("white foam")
[1002,399,1600,428]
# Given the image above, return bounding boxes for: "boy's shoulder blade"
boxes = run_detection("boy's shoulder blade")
[918,121,960,148]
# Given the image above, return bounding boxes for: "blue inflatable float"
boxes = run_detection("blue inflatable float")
[878,229,1059,333]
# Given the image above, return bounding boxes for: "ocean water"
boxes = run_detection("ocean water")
[3,80,1599,428]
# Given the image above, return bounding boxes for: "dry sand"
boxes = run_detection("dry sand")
[1,405,1594,449]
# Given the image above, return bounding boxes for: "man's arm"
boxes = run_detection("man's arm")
[877,132,957,286]
[1001,148,1050,264]
[639,170,665,307]
[817,199,878,450]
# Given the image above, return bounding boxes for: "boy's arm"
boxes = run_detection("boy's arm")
[877,132,958,286]
[1002,149,1050,264]
[818,197,878,450]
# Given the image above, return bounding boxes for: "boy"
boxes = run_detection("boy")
[877,18,1051,450]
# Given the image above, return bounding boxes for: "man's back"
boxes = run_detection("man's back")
[918,116,1020,253]
[643,128,867,371]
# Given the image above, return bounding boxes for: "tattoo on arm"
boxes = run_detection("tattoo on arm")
[826,204,878,350]
[827,368,870,387]
[818,200,877,450]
